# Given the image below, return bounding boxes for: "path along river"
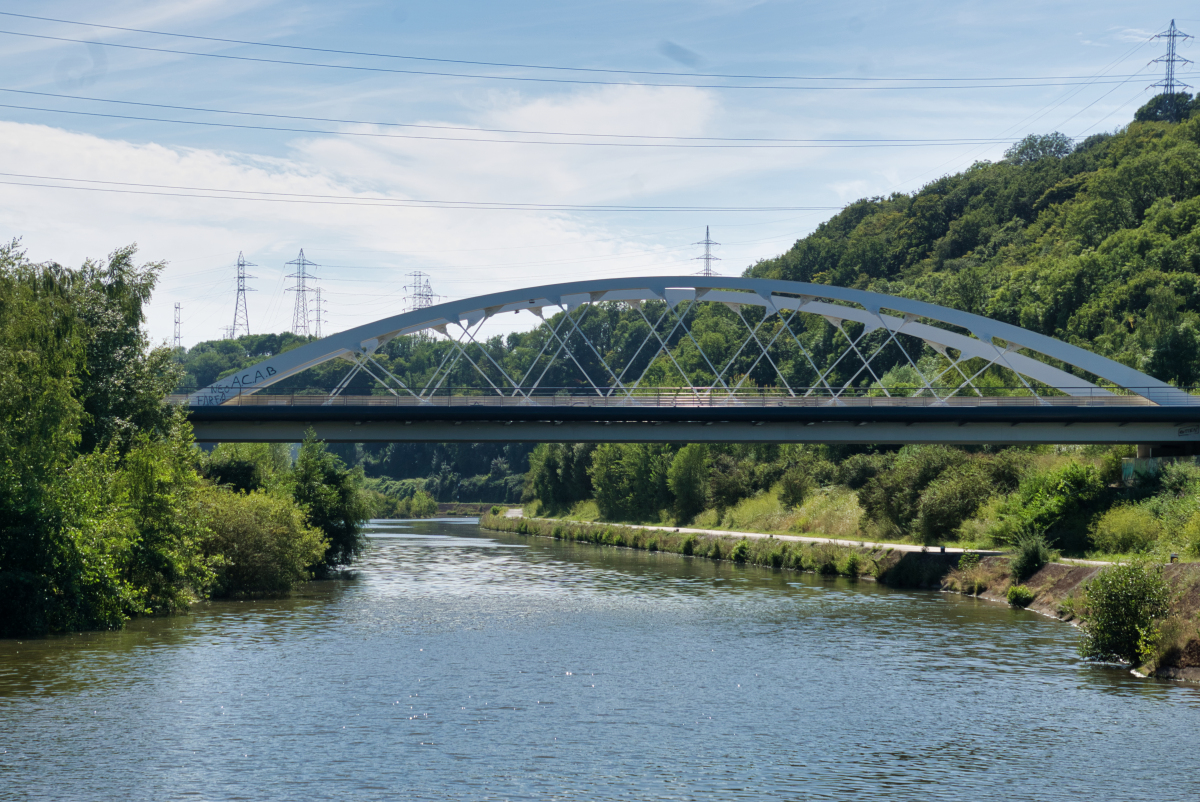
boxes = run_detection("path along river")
[2,519,1199,800]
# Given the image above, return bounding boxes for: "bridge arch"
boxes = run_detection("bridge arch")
[191,276,1188,408]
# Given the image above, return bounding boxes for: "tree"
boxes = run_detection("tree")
[1004,132,1073,165]
[293,431,372,571]
[1134,92,1195,123]
[668,444,709,523]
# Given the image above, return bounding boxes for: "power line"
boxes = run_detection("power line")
[0,101,1057,149]
[0,11,1187,85]
[693,226,721,276]
[0,29,1187,91]
[285,249,317,336]
[0,171,842,211]
[0,88,1053,146]
[231,251,256,338]
[1150,20,1194,121]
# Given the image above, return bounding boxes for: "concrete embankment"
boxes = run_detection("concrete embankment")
[482,510,1200,681]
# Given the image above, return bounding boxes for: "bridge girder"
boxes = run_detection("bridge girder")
[186,276,1198,444]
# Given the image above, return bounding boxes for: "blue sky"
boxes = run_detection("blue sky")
[0,1,1192,345]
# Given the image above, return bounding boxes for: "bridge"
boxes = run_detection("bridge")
[184,276,1200,450]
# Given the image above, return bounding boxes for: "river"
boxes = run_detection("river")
[2,519,1199,800]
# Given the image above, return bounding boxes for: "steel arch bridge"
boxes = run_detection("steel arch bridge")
[183,276,1200,448]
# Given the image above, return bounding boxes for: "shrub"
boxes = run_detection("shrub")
[731,539,751,563]
[681,534,697,555]
[490,505,502,516]
[708,540,722,560]
[1078,561,1172,664]
[1098,445,1135,486]
[768,547,785,568]
[1010,529,1054,581]
[837,453,893,489]
[857,445,967,536]
[407,490,438,518]
[1006,584,1035,607]
[778,467,813,510]
[199,487,328,597]
[709,454,751,513]
[954,552,989,595]
[647,538,659,552]
[1089,504,1161,554]
[1007,461,1105,551]
[915,464,994,544]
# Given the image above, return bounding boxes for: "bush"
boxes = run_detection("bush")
[1006,584,1035,607]
[954,552,989,595]
[1089,504,1161,554]
[857,445,967,536]
[199,488,328,597]
[407,490,438,518]
[1078,562,1173,664]
[778,467,813,509]
[1010,529,1054,581]
[709,454,751,513]
[1098,445,1135,486]
[681,534,697,555]
[915,464,994,544]
[731,539,751,563]
[837,453,893,489]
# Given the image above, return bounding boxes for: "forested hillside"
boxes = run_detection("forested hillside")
[747,118,1200,384]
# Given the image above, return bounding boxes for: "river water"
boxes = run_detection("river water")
[2,519,1199,801]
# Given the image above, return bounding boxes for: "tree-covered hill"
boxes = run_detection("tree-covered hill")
[747,111,1200,386]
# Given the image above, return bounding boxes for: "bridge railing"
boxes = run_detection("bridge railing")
[169,386,1200,408]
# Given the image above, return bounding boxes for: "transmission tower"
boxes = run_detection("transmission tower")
[1151,20,1194,122]
[311,286,327,339]
[173,302,182,350]
[285,249,319,337]
[403,271,439,312]
[221,325,235,340]
[693,226,721,276]
[231,252,257,338]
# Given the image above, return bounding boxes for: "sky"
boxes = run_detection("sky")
[0,1,1193,346]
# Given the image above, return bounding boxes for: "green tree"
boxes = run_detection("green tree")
[293,432,372,571]
[1003,132,1074,165]
[668,444,709,522]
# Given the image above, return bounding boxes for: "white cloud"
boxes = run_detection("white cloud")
[0,84,789,347]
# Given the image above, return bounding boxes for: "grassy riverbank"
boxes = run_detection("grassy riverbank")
[481,510,1200,680]
[482,511,962,589]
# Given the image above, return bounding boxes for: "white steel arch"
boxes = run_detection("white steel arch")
[190,276,1191,407]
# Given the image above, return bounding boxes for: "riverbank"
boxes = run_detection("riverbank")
[480,510,1200,680]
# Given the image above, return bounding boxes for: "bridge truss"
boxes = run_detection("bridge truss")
[186,277,1200,446]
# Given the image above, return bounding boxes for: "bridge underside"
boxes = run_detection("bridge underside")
[188,406,1200,446]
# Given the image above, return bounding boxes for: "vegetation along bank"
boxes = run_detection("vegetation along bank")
[0,242,374,638]
[482,510,1200,681]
